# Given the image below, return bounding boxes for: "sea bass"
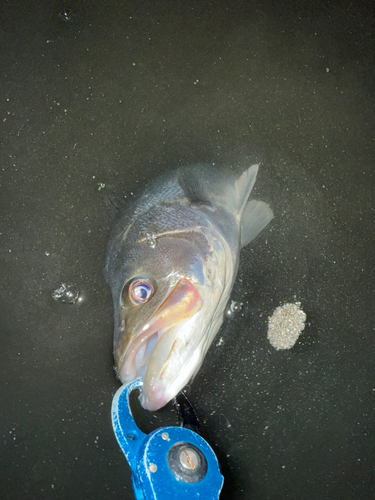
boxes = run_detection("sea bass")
[104,164,273,411]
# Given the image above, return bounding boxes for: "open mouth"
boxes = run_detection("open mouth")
[117,277,203,384]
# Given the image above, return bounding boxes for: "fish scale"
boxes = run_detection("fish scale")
[137,203,207,237]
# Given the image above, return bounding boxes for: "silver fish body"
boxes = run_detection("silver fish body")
[104,164,273,411]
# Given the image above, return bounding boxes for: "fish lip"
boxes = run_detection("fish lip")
[138,388,168,412]
[116,277,203,387]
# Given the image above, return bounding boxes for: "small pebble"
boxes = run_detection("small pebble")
[267,302,306,350]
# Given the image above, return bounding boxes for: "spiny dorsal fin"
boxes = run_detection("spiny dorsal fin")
[178,164,268,226]
[177,166,214,207]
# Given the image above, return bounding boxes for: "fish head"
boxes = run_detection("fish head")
[106,224,215,411]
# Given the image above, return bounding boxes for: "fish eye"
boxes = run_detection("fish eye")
[128,278,154,306]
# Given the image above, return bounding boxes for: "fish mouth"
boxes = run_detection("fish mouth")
[116,277,203,410]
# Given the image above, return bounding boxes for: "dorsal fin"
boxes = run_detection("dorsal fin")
[177,164,267,223]
[177,168,213,207]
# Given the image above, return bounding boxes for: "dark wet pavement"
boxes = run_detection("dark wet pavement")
[1,1,374,499]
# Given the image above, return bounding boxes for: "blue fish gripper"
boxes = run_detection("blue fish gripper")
[111,379,224,500]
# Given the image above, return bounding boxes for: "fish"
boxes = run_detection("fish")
[104,163,273,411]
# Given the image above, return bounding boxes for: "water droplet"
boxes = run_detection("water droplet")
[230,301,242,313]
[59,9,72,21]
[146,232,157,248]
[52,283,82,305]
[225,301,243,318]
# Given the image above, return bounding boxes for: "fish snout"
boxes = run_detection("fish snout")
[115,278,203,409]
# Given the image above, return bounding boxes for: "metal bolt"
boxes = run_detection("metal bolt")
[179,448,199,470]
[168,443,207,483]
[149,463,157,473]
[161,432,170,441]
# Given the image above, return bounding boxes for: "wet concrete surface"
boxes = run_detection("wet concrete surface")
[1,1,374,499]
